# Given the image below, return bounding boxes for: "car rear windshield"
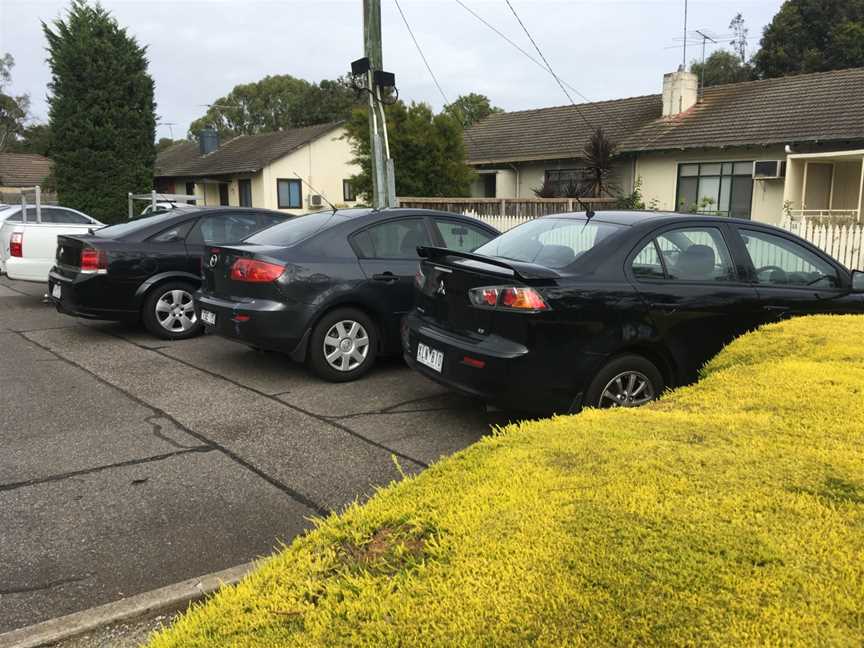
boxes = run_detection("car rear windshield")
[245,210,359,246]
[93,211,181,238]
[474,218,625,269]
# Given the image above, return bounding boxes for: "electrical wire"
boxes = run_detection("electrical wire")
[504,0,594,130]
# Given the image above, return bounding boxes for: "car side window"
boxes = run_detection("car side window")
[6,211,23,222]
[41,208,91,224]
[431,217,494,252]
[631,240,666,280]
[655,227,736,282]
[352,218,430,259]
[740,228,839,289]
[149,220,195,243]
[191,213,261,245]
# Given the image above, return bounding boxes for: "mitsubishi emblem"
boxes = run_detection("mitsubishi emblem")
[436,279,446,296]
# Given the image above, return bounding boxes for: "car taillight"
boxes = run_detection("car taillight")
[80,247,107,274]
[468,286,549,312]
[10,232,23,257]
[229,258,285,283]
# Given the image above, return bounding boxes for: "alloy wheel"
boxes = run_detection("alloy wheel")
[155,289,197,333]
[598,370,655,408]
[323,320,370,372]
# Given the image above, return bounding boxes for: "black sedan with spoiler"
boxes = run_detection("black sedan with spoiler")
[405,211,864,413]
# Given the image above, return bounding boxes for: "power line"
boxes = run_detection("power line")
[504,0,595,129]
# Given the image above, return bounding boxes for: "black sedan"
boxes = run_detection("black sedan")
[49,207,289,339]
[404,211,864,413]
[195,208,499,381]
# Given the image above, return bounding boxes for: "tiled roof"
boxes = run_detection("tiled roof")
[464,67,864,163]
[464,95,661,164]
[155,122,343,177]
[0,153,53,187]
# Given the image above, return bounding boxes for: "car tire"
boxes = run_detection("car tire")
[583,354,665,409]
[307,308,378,382]
[141,281,203,341]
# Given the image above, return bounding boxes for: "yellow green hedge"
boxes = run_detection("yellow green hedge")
[148,315,864,647]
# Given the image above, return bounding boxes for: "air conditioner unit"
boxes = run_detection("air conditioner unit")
[753,160,787,180]
[309,194,323,207]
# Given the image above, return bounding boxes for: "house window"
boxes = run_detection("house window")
[482,173,496,198]
[239,179,252,207]
[675,162,754,218]
[544,168,585,196]
[343,179,356,202]
[277,178,302,209]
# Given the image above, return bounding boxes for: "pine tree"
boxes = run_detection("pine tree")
[44,1,156,223]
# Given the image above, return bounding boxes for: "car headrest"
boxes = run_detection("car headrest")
[400,229,424,256]
[534,244,576,268]
[674,244,715,279]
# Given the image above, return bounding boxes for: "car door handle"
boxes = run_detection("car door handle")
[372,272,398,283]
[649,302,678,313]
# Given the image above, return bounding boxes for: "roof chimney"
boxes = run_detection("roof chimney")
[198,128,219,155]
[662,70,698,117]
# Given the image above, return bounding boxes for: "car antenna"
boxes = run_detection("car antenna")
[285,167,338,214]
[574,196,595,222]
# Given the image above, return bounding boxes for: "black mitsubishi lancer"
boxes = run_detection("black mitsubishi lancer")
[405,211,864,413]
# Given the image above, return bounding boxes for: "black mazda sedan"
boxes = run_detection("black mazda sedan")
[195,208,499,381]
[49,207,289,339]
[404,211,864,413]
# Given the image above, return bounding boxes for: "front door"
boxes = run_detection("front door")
[219,183,230,206]
[351,216,432,352]
[736,227,864,320]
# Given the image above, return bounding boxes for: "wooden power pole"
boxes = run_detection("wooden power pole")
[363,0,396,208]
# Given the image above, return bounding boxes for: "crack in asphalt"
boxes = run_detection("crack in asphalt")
[13,330,330,518]
[145,415,199,450]
[0,574,93,596]
[96,328,430,470]
[0,446,214,493]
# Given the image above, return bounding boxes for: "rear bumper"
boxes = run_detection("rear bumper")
[403,311,593,413]
[5,257,53,283]
[195,291,313,357]
[48,269,137,321]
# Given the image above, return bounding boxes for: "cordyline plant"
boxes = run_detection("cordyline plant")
[580,127,619,198]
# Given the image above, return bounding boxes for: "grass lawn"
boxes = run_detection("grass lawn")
[148,315,864,647]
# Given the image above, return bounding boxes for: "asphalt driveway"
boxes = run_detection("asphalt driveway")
[0,276,509,634]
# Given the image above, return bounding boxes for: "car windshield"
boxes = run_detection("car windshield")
[93,211,182,238]
[474,217,625,268]
[245,210,365,246]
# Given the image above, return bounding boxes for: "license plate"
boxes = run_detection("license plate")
[416,342,443,373]
[51,283,61,299]
[201,309,216,326]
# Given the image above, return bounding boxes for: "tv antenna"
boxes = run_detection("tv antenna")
[694,30,718,98]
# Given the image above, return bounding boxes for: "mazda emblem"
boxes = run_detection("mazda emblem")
[208,254,218,268]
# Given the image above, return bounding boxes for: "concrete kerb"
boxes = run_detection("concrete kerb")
[0,562,254,648]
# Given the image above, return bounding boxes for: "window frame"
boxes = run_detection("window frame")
[186,211,263,246]
[625,221,748,285]
[734,225,849,291]
[544,168,585,197]
[238,179,253,207]
[348,216,434,260]
[342,179,356,202]
[276,178,303,210]
[675,161,755,219]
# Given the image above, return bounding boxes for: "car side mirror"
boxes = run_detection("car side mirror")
[852,270,864,293]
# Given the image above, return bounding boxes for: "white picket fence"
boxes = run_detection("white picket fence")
[780,218,864,270]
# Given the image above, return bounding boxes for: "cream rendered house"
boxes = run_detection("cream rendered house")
[464,67,864,226]
[154,122,360,214]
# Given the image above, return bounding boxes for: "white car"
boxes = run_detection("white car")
[0,205,103,282]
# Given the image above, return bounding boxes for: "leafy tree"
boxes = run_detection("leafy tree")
[729,12,749,63]
[345,101,475,200]
[189,75,357,140]
[691,50,754,87]
[156,137,183,153]
[444,93,502,128]
[753,0,864,78]
[6,123,51,155]
[44,0,155,223]
[0,53,30,151]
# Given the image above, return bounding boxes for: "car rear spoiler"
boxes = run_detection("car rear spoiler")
[416,246,561,281]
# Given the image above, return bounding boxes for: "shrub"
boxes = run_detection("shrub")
[148,315,864,647]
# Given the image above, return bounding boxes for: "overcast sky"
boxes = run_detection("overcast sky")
[1,0,784,139]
